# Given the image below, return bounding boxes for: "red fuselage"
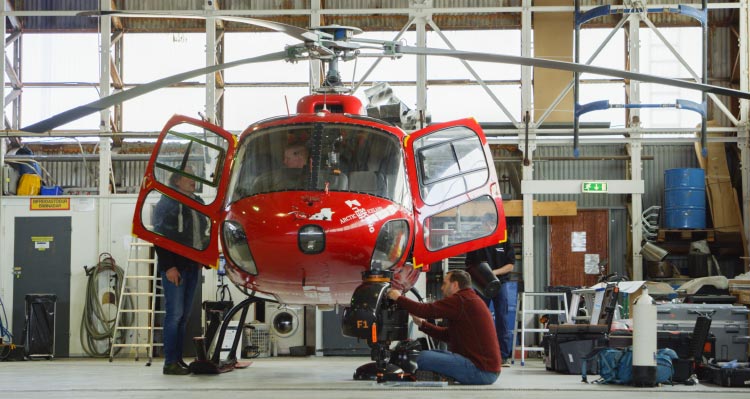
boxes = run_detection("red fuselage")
[223,192,418,305]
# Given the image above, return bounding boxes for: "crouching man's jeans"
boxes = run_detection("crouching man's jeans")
[417,349,499,385]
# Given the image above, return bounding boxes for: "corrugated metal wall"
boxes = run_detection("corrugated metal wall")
[529,143,701,210]
[533,144,628,208]
[39,159,148,194]
[20,0,100,30]
[710,27,735,127]
[609,208,627,279]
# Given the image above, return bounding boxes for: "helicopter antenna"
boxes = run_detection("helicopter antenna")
[320,62,328,112]
[284,95,290,116]
[350,57,358,89]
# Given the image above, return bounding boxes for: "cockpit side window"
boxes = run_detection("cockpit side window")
[413,126,489,206]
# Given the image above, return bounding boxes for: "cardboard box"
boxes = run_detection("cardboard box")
[732,290,750,305]
[729,280,750,305]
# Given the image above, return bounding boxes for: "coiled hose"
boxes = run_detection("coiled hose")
[80,253,134,357]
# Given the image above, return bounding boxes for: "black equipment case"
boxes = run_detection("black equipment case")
[24,294,56,359]
[705,362,750,387]
[544,324,608,374]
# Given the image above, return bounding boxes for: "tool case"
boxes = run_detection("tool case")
[657,330,716,360]
[657,304,750,361]
[544,324,608,374]
[704,362,750,387]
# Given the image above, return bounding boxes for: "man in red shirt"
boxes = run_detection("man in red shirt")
[387,270,501,385]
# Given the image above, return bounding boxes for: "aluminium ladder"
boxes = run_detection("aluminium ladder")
[511,292,569,366]
[109,238,164,365]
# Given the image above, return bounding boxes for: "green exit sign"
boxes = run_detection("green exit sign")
[582,182,608,193]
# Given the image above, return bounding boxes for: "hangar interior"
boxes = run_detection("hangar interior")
[1,0,749,397]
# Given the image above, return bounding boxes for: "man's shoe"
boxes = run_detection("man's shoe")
[502,358,511,367]
[415,370,456,384]
[163,363,191,375]
[177,360,190,369]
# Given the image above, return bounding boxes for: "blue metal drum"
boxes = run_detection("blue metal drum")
[664,168,706,229]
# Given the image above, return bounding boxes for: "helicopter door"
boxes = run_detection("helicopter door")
[132,115,236,268]
[405,118,507,268]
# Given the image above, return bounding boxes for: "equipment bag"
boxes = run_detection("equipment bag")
[656,348,679,384]
[582,347,633,384]
[582,346,678,385]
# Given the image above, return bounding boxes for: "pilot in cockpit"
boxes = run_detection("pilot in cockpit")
[283,143,308,169]
[251,142,310,192]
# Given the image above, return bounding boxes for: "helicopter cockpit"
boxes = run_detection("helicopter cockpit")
[227,123,410,207]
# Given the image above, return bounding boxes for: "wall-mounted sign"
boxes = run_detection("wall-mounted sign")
[30,198,71,211]
[582,182,608,193]
[571,231,587,252]
[31,236,53,251]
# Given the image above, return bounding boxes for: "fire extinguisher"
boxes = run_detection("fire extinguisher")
[632,286,657,387]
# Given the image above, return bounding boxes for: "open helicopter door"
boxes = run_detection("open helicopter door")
[404,118,507,269]
[132,115,236,268]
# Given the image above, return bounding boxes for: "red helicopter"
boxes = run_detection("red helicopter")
[129,100,505,305]
[21,14,750,377]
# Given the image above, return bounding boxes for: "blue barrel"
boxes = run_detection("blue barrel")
[664,168,706,229]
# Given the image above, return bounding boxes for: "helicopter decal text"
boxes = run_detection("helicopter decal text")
[341,200,382,233]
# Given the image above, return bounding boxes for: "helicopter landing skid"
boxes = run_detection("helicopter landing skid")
[189,296,263,375]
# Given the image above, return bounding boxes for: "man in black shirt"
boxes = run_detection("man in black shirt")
[465,214,515,367]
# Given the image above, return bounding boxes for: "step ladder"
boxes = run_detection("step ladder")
[511,292,569,366]
[109,238,164,365]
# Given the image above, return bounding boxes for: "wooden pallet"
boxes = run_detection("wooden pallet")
[656,229,715,242]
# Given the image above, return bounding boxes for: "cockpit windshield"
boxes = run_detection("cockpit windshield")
[227,123,409,205]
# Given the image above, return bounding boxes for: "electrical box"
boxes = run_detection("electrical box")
[2,164,19,195]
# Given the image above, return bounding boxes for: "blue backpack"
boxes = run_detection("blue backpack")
[582,347,633,384]
[582,346,678,385]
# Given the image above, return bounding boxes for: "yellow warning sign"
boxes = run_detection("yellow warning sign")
[31,236,53,251]
[30,198,70,211]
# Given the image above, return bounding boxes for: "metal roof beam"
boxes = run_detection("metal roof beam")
[3,3,741,18]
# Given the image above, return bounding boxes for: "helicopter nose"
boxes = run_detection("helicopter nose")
[298,225,325,254]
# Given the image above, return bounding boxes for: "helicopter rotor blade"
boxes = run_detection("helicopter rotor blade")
[21,51,288,133]
[398,45,750,100]
[78,11,320,42]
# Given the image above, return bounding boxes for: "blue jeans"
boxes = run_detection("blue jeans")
[160,267,200,365]
[482,283,511,359]
[417,350,499,385]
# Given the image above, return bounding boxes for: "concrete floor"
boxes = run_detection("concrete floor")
[0,357,747,399]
